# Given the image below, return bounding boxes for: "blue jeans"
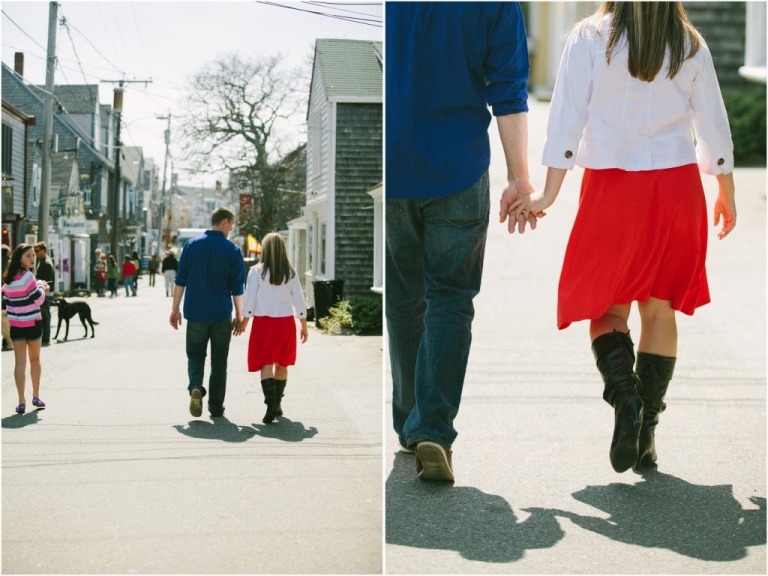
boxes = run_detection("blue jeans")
[386,172,490,450]
[123,277,135,296]
[186,318,233,416]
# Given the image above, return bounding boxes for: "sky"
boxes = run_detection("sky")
[1,1,382,187]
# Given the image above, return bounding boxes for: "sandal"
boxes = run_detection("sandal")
[15,404,25,414]
[32,397,45,408]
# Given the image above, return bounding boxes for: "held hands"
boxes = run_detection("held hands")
[509,188,556,225]
[498,177,546,234]
[232,316,249,336]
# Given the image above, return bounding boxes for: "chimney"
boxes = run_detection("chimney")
[14,52,23,76]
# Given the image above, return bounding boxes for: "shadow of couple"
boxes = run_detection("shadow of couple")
[386,453,766,563]
[173,416,318,443]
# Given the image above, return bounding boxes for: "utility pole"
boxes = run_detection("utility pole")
[100,78,152,257]
[38,1,58,244]
[156,114,171,255]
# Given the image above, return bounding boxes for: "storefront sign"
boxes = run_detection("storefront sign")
[59,216,99,235]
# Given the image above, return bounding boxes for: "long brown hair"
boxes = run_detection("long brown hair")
[2,244,34,284]
[592,2,701,81]
[260,232,295,286]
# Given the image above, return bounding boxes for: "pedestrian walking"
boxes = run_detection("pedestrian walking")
[386,1,533,482]
[106,254,119,298]
[2,244,49,414]
[131,250,140,296]
[148,254,159,287]
[236,232,308,424]
[33,242,55,346]
[170,207,245,418]
[122,256,137,297]
[162,251,178,297]
[510,1,737,473]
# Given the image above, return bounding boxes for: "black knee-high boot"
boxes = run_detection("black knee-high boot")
[634,352,676,469]
[274,379,287,416]
[261,378,277,424]
[592,330,644,473]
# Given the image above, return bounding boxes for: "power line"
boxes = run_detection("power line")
[66,15,124,75]
[1,10,48,51]
[256,1,382,27]
[59,14,97,106]
[303,1,381,19]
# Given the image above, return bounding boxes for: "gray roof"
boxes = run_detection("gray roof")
[31,84,99,115]
[314,39,382,100]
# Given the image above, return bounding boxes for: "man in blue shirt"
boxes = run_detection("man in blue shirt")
[170,207,246,418]
[386,2,535,481]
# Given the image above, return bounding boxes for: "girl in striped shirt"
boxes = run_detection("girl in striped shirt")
[2,244,49,414]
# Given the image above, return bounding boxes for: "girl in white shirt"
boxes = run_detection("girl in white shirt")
[237,233,308,423]
[510,2,737,474]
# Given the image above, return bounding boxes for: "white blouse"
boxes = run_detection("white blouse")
[243,264,307,319]
[542,15,733,175]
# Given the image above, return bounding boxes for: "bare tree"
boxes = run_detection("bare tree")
[178,52,308,235]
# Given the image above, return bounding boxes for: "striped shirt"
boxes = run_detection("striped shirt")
[2,271,45,328]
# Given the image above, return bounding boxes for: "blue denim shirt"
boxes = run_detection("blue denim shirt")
[386,2,529,199]
[175,230,245,324]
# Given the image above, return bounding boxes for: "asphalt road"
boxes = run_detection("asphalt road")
[2,279,383,574]
[385,98,766,574]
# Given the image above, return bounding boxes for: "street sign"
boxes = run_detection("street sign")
[59,216,99,235]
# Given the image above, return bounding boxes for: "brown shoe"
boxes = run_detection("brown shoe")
[189,387,203,417]
[415,441,454,481]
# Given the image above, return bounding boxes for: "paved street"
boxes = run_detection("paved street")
[3,280,382,573]
[385,98,766,573]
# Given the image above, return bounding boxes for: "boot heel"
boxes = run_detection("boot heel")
[610,396,643,473]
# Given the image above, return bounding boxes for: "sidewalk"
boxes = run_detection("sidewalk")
[385,98,766,573]
[2,279,382,573]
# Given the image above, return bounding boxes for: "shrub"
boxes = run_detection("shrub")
[318,299,354,334]
[721,88,767,167]
[348,296,383,335]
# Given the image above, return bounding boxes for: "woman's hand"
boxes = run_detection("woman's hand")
[713,172,736,240]
[509,189,552,223]
[232,317,249,336]
[299,319,308,343]
[714,193,737,239]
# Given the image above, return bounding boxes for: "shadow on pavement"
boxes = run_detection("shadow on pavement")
[173,417,256,442]
[386,452,563,562]
[2,409,42,428]
[529,470,766,562]
[251,417,318,442]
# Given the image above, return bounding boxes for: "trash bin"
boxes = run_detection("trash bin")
[312,279,345,322]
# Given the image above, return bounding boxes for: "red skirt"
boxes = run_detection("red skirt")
[247,316,298,371]
[558,164,710,329]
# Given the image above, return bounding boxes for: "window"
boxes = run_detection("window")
[2,186,13,214]
[320,223,326,275]
[82,187,92,206]
[2,124,12,176]
[31,162,41,207]
[308,223,314,271]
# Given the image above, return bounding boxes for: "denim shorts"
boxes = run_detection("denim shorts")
[10,320,43,342]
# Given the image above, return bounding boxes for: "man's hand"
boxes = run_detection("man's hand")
[499,177,541,234]
[232,316,248,336]
[170,310,182,330]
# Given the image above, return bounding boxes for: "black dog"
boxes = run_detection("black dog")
[53,299,99,340]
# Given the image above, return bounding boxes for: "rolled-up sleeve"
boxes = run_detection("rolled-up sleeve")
[290,277,307,319]
[690,43,734,175]
[542,28,594,169]
[243,268,259,318]
[485,2,529,117]
[229,250,245,297]
[175,242,189,287]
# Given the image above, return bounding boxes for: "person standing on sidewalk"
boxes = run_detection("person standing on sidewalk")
[33,242,55,346]
[162,251,178,297]
[510,2,736,473]
[121,256,136,297]
[106,254,119,298]
[170,207,246,418]
[386,2,533,482]
[3,244,49,414]
[130,251,141,296]
[236,233,308,424]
